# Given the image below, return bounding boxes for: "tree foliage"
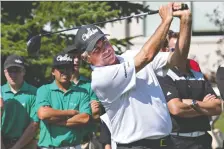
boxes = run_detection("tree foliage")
[1,1,149,87]
[206,3,224,82]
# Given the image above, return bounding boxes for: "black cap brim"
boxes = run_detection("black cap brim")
[52,64,74,68]
[4,64,24,70]
[86,34,108,52]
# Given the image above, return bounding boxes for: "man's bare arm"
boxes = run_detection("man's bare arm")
[134,3,173,72]
[38,106,78,123]
[90,100,100,120]
[169,95,222,118]
[55,113,90,127]
[168,4,192,70]
[182,94,222,116]
[168,98,202,118]
[10,122,39,149]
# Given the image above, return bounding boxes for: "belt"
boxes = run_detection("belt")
[117,136,171,148]
[170,131,206,137]
[41,145,81,149]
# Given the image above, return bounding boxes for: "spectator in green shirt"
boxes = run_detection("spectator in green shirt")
[1,54,39,149]
[36,52,91,149]
[64,45,101,149]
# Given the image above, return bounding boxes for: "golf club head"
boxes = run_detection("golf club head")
[27,35,41,57]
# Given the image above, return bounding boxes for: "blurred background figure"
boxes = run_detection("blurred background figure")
[167,30,202,72]
[65,46,101,149]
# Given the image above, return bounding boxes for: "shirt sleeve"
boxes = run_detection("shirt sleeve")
[158,75,180,102]
[35,85,51,112]
[79,92,91,115]
[30,94,39,122]
[151,52,170,72]
[91,59,136,103]
[89,87,99,102]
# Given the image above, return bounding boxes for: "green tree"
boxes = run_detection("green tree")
[1,1,149,87]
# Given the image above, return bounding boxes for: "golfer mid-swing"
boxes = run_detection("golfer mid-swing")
[74,2,191,149]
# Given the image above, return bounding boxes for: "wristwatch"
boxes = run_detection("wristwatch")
[191,99,198,107]
[191,99,201,112]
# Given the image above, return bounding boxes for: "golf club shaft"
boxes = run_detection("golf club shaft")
[41,10,158,36]
[41,4,188,36]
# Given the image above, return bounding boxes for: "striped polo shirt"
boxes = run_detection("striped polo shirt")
[158,67,217,133]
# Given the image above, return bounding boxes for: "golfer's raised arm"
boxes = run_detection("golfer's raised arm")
[168,3,192,71]
[134,3,173,73]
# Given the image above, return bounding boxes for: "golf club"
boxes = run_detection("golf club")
[27,4,188,56]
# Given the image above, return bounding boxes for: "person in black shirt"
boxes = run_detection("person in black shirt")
[158,65,222,149]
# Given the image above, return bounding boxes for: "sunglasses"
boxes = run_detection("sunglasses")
[54,66,73,74]
[7,67,23,73]
[91,37,110,54]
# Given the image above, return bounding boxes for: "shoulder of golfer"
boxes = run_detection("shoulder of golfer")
[91,53,136,104]
[91,3,176,103]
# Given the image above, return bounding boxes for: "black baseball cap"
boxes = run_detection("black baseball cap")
[74,25,108,53]
[52,52,74,67]
[4,54,25,69]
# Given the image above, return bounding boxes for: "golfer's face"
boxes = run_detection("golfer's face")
[89,37,116,66]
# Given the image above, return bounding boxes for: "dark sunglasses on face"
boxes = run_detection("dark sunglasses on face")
[54,66,73,74]
[7,67,23,73]
[91,37,110,54]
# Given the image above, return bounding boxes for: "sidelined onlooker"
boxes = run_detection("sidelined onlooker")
[167,30,201,72]
[36,52,91,149]
[1,54,39,149]
[64,46,101,149]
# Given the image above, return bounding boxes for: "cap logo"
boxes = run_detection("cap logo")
[82,28,98,41]
[57,54,72,62]
[15,59,23,64]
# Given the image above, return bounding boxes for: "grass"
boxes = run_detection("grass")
[214,112,224,133]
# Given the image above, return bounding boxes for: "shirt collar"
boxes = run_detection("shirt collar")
[72,75,89,86]
[171,67,196,78]
[50,80,76,91]
[90,55,124,70]
[4,81,29,93]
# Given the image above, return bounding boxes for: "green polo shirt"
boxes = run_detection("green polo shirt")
[72,75,99,138]
[36,81,91,147]
[72,76,98,102]
[1,81,38,139]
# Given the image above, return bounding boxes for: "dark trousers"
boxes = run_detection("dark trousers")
[3,138,18,149]
[117,136,174,149]
[170,133,212,149]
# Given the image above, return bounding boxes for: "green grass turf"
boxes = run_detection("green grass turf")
[215,112,224,133]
